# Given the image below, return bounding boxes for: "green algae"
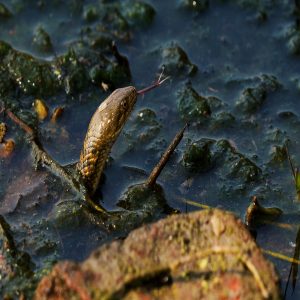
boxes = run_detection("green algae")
[177,83,211,122]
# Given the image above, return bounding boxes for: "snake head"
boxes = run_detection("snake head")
[94,86,137,141]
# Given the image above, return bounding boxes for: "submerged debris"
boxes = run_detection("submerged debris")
[245,196,283,228]
[50,106,64,123]
[0,138,14,158]
[34,99,49,121]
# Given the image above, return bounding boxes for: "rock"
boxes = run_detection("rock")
[34,209,281,300]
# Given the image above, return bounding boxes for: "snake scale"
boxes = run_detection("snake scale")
[77,86,137,195]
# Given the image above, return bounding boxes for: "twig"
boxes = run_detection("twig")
[263,249,300,265]
[6,110,35,136]
[179,197,211,210]
[146,124,187,187]
[286,142,296,180]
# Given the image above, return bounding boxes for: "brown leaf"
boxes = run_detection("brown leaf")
[0,170,48,214]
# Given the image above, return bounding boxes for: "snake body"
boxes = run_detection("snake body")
[77,86,137,195]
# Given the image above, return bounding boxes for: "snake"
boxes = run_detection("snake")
[76,86,138,195]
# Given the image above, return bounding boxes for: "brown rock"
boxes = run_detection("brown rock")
[35,209,281,300]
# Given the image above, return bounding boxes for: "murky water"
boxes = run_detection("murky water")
[1,0,300,298]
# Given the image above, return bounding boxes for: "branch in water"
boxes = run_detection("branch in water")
[6,110,35,136]
[146,124,188,187]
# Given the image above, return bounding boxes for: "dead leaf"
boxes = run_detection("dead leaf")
[34,99,48,121]
[0,139,15,158]
[0,170,48,214]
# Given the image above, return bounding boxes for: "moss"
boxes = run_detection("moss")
[161,43,197,77]
[183,139,214,172]
[215,140,262,182]
[287,32,300,55]
[235,86,266,114]
[123,108,161,152]
[32,26,53,53]
[211,111,235,129]
[268,145,287,164]
[135,109,158,126]
[0,3,12,19]
[177,84,211,122]
[0,40,12,58]
[97,6,130,41]
[4,48,60,96]
[117,183,177,217]
[228,156,262,182]
[88,34,114,51]
[56,41,131,92]
[83,4,99,22]
[235,74,281,114]
[121,0,156,27]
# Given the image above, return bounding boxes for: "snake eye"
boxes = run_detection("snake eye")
[121,101,127,109]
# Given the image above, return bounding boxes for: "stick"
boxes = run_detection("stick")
[6,110,35,136]
[146,124,187,187]
[286,142,296,180]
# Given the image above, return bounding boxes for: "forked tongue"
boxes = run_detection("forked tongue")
[137,67,170,95]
